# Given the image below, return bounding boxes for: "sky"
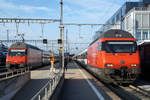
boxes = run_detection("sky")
[0,0,140,53]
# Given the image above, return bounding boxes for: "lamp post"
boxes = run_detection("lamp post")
[59,0,64,69]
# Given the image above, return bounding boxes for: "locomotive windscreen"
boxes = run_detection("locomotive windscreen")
[8,49,27,56]
[105,41,137,53]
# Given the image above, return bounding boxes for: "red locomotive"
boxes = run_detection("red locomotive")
[78,29,141,84]
[6,42,43,69]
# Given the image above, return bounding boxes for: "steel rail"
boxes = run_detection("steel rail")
[129,85,150,98]
[117,84,150,100]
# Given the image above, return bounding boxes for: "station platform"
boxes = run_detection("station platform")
[58,62,112,100]
[12,64,61,100]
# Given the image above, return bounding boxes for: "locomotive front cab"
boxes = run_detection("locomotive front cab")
[101,40,141,83]
[6,48,27,68]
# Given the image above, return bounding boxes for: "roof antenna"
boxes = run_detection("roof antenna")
[28,20,30,27]
[91,25,93,35]
[78,25,83,39]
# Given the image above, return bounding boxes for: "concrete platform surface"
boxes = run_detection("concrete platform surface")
[58,62,106,100]
[12,64,61,100]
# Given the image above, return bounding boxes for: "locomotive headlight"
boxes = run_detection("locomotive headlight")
[131,64,138,67]
[105,64,114,67]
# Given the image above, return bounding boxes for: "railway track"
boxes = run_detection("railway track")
[129,85,150,98]
[128,80,150,99]
[97,78,150,100]
[135,79,150,92]
[97,76,150,100]
[114,84,149,100]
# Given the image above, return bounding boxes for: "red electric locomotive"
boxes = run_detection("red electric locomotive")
[6,42,42,69]
[87,29,141,84]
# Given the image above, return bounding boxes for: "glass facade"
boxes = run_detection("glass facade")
[136,29,141,41]
[143,29,148,40]
[105,2,146,26]
[94,1,150,41]
[136,29,149,41]
[143,0,150,4]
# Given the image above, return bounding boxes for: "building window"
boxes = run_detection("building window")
[136,29,141,41]
[136,14,142,28]
[142,29,148,40]
[142,14,149,28]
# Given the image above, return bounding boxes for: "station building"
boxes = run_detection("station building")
[94,0,150,43]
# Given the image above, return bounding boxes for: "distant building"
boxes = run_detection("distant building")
[94,0,150,43]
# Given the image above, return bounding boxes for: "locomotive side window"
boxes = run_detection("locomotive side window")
[98,42,102,51]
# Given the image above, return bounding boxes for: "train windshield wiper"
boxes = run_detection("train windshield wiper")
[129,50,132,55]
[107,46,115,55]
[111,49,115,55]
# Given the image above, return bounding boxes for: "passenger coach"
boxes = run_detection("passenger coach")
[138,41,150,78]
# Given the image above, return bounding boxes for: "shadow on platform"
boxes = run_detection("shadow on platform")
[58,78,110,100]
[12,78,50,100]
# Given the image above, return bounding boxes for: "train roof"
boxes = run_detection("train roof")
[100,29,133,38]
[74,49,87,58]
[78,49,87,55]
[90,29,134,46]
[138,40,150,46]
[9,42,41,51]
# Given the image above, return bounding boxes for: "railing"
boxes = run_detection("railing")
[0,67,30,81]
[31,68,64,100]
[0,67,7,73]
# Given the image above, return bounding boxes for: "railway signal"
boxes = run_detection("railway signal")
[43,39,48,44]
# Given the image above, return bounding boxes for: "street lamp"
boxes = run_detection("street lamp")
[59,0,64,68]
